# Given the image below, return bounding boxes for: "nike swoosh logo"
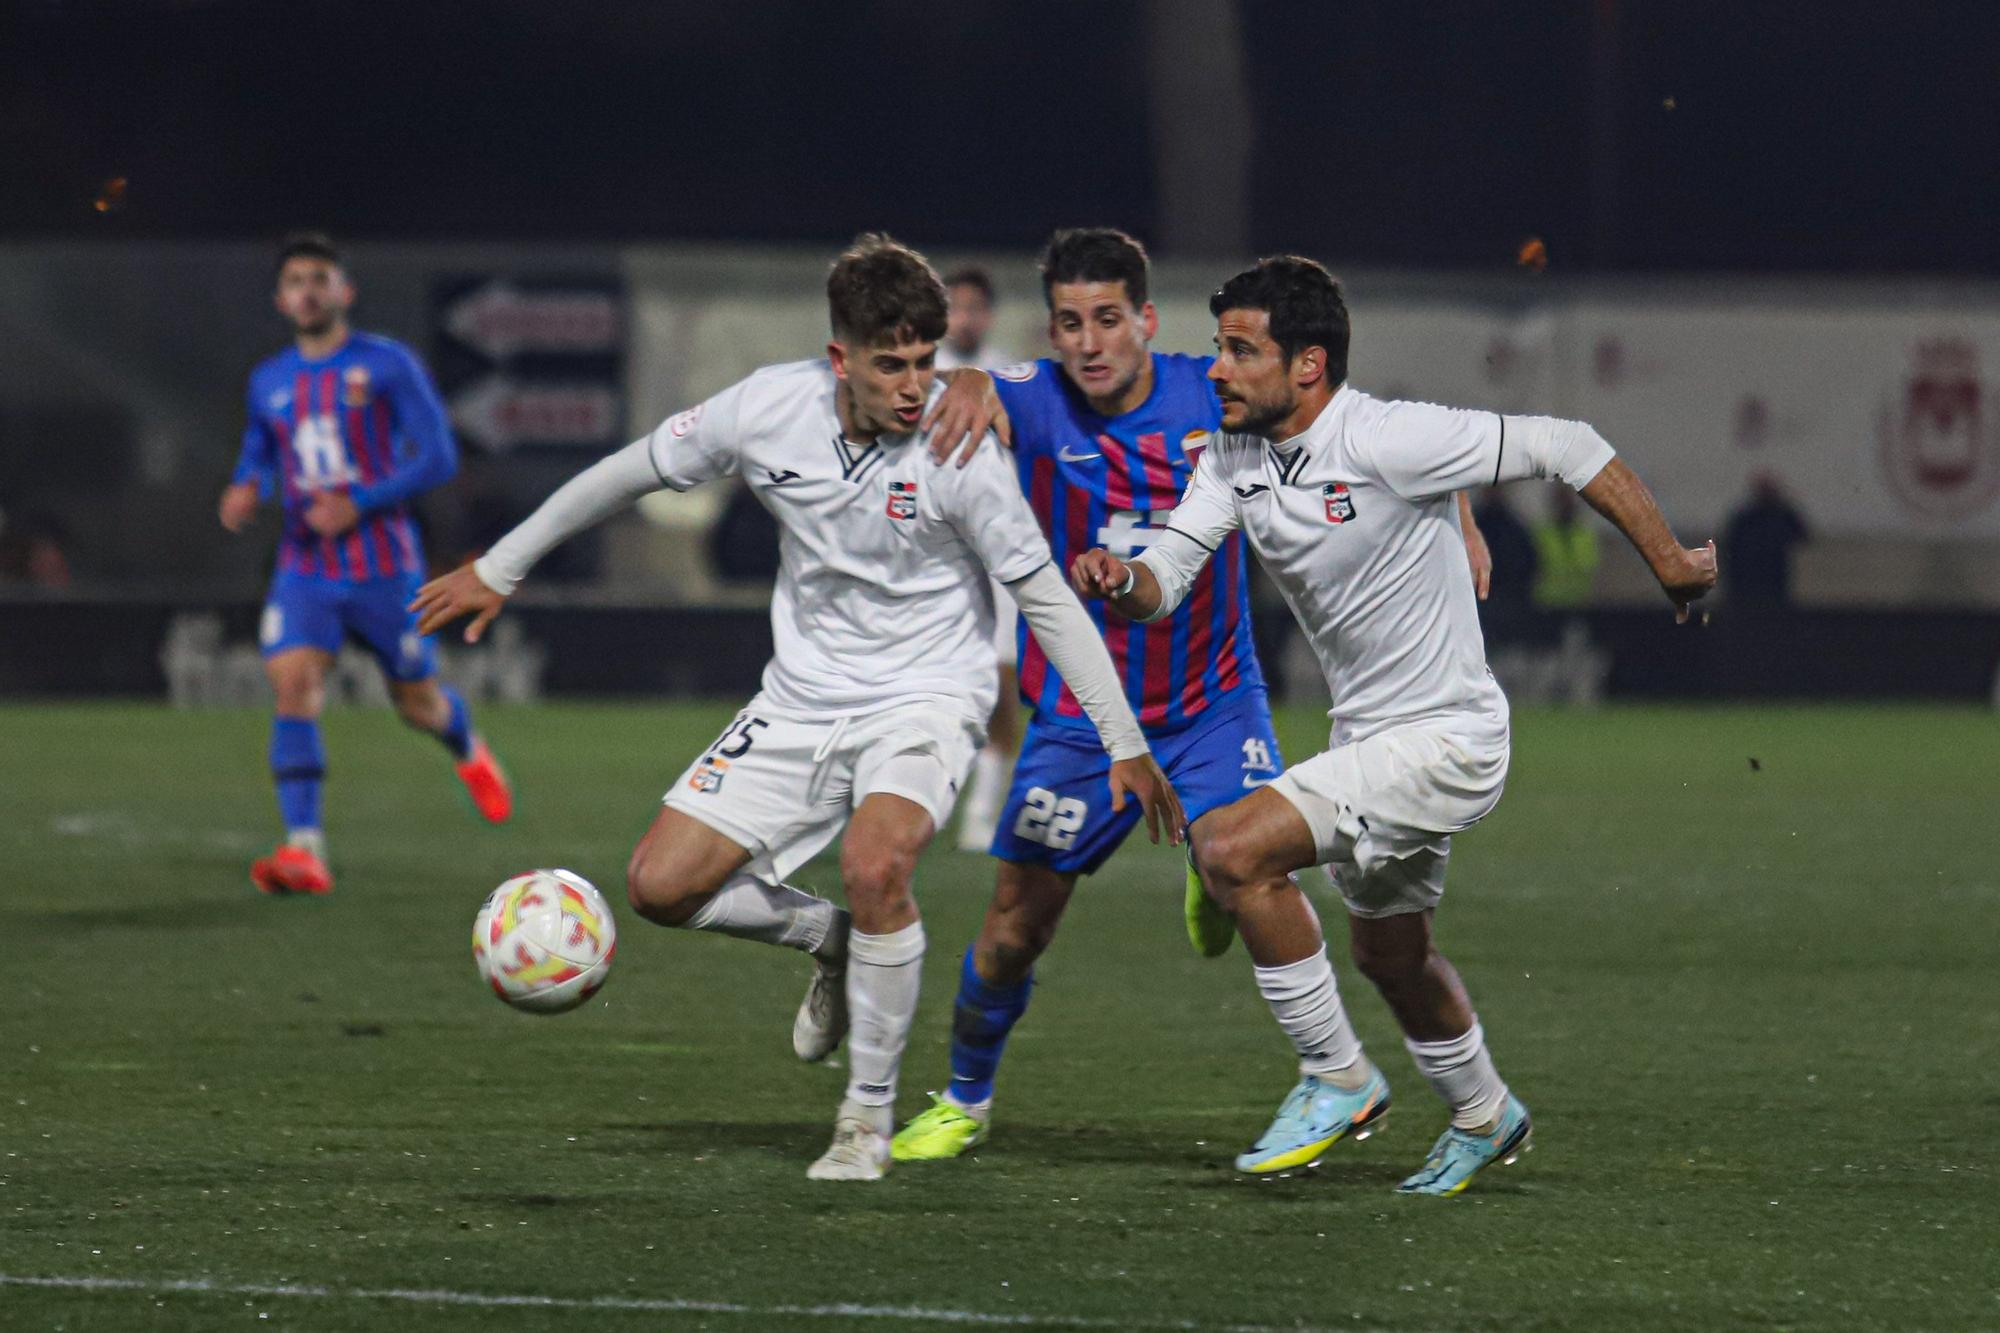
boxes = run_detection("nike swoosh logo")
[766,469,801,484]
[1057,446,1102,463]
[1241,776,1271,789]
[1233,484,1270,498]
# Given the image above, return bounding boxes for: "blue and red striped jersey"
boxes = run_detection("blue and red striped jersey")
[234,331,457,581]
[993,352,1265,736]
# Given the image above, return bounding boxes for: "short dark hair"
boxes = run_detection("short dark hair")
[944,266,995,304]
[1209,256,1350,384]
[276,231,342,274]
[826,233,948,346]
[1039,227,1150,309]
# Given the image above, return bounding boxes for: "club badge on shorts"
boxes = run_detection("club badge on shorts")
[1324,482,1356,523]
[886,480,918,520]
[689,756,729,793]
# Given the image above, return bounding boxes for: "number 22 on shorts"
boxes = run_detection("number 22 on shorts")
[1013,786,1086,850]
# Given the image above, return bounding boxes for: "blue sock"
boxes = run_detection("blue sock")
[269,716,324,834]
[435,686,474,760]
[947,948,1034,1107]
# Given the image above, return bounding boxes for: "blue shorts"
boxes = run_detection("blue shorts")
[991,693,1283,876]
[259,570,438,683]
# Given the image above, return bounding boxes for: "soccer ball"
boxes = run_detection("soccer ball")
[472,869,617,1014]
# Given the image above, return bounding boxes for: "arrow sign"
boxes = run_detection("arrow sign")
[449,377,621,452]
[443,282,621,361]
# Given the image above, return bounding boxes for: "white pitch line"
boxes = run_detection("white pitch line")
[0,1274,1339,1332]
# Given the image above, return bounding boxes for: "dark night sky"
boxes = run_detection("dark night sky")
[5,0,1997,273]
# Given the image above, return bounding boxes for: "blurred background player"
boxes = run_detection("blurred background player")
[938,264,1026,851]
[1075,255,1716,1194]
[935,266,1008,373]
[218,233,512,895]
[411,235,1181,1181]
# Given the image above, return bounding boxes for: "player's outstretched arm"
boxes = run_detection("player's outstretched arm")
[1070,548,1166,621]
[1577,457,1717,622]
[410,563,507,644]
[924,369,1011,467]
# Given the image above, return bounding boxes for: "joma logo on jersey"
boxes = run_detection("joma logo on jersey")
[886,480,918,520]
[1323,483,1357,524]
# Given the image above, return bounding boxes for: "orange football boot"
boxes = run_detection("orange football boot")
[250,845,334,896]
[455,737,514,824]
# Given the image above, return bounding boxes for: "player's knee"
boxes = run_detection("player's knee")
[625,846,703,926]
[268,671,321,715]
[1192,820,1259,895]
[840,843,917,917]
[984,909,1056,974]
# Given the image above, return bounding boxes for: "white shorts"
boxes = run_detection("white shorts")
[990,577,1019,669]
[663,696,985,885]
[1269,712,1510,919]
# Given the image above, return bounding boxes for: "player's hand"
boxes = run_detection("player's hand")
[924,369,1012,467]
[304,488,360,538]
[218,482,261,533]
[410,563,507,644]
[1108,754,1186,847]
[1069,548,1130,601]
[1463,517,1493,601]
[1661,539,1719,624]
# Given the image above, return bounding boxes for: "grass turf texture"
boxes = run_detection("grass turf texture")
[1,702,1994,1332]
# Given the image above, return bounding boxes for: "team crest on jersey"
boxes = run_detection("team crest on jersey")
[886,479,918,520]
[1323,483,1357,523]
[688,756,729,793]
[992,362,1038,383]
[341,366,372,407]
[667,404,703,438]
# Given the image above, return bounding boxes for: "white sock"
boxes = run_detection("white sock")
[684,875,841,957]
[286,828,326,861]
[1254,948,1367,1087]
[1405,1021,1509,1130]
[843,921,926,1110]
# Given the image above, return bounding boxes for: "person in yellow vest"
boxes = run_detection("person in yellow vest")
[1531,485,1599,608]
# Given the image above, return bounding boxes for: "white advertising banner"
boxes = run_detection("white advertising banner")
[1558,302,2000,537]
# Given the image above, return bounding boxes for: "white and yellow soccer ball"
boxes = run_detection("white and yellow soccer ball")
[472,869,617,1014]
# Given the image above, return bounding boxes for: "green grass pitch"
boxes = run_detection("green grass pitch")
[1,702,1995,1331]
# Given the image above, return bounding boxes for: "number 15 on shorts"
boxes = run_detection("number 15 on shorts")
[1013,787,1086,850]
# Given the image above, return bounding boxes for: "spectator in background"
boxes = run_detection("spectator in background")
[936,266,1008,371]
[1722,473,1810,608]
[0,504,73,588]
[1472,485,1537,644]
[1532,485,1598,610]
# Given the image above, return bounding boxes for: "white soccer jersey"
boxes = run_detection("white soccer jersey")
[652,359,1050,718]
[1139,387,1614,743]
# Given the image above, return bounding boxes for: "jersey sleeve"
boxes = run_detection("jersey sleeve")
[989,369,1046,460]
[232,379,279,497]
[1132,435,1238,619]
[643,378,749,489]
[942,434,1055,583]
[349,345,459,514]
[1363,401,1615,502]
